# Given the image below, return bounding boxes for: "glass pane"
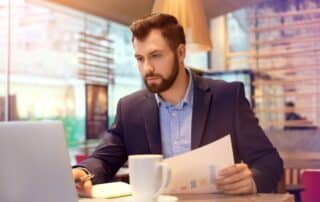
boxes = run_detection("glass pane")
[108,22,142,125]
[185,52,208,69]
[0,0,8,121]
[4,0,143,148]
[10,0,86,146]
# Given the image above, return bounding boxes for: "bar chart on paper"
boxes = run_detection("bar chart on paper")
[180,165,218,192]
[164,135,234,194]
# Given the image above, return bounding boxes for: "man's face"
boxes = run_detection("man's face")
[133,29,181,93]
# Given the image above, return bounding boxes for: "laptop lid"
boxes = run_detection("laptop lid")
[0,121,78,202]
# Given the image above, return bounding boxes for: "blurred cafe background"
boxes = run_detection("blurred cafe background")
[1,0,320,201]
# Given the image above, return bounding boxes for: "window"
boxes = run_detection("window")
[0,1,8,121]
[0,0,141,149]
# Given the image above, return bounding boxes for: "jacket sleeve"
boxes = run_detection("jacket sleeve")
[234,82,283,193]
[77,98,128,184]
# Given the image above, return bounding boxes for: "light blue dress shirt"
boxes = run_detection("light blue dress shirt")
[155,69,194,158]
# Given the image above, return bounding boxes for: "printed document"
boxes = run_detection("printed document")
[164,135,234,194]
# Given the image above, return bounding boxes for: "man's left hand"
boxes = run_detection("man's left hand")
[216,163,255,194]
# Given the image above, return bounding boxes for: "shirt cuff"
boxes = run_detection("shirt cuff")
[73,166,92,176]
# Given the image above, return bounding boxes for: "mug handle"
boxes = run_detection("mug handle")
[153,162,171,197]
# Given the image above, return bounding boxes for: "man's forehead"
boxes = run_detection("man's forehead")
[134,48,163,57]
[133,30,170,55]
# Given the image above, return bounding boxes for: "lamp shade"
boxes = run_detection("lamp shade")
[152,0,212,52]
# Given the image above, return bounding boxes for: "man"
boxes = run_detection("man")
[284,101,316,130]
[73,13,283,197]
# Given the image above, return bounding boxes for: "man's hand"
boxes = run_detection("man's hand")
[72,168,93,197]
[216,163,255,195]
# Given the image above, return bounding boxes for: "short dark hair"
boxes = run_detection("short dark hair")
[130,13,186,51]
[285,101,295,107]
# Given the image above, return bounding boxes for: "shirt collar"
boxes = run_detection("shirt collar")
[155,68,194,109]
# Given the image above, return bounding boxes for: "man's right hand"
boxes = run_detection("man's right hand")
[72,168,93,197]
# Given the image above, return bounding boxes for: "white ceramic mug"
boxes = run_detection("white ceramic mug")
[129,154,171,202]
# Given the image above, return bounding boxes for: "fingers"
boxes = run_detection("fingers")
[72,168,93,197]
[221,181,253,194]
[77,180,92,197]
[216,163,254,195]
[219,163,248,177]
[218,164,252,185]
[217,177,252,194]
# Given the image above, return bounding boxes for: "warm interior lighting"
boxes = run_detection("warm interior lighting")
[152,0,212,52]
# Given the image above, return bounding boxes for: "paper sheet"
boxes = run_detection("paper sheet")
[163,135,234,194]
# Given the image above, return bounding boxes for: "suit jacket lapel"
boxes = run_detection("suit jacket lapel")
[191,75,212,149]
[142,93,162,154]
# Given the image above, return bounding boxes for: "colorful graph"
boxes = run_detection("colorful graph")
[179,164,217,191]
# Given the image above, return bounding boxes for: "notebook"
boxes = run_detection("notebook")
[91,182,131,198]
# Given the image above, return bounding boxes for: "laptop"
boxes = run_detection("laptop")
[0,121,79,202]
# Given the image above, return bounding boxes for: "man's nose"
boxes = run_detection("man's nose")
[143,60,154,74]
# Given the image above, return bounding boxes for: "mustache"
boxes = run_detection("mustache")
[145,73,162,78]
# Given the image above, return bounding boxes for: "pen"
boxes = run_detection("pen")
[75,173,94,185]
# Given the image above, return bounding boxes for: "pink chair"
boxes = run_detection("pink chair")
[75,154,89,164]
[301,169,320,202]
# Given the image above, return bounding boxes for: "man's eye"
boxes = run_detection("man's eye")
[136,57,143,62]
[152,54,161,58]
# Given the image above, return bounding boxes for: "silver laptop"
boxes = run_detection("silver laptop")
[0,121,78,202]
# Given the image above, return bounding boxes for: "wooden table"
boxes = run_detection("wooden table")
[175,193,294,202]
[79,193,294,202]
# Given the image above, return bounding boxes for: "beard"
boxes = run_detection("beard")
[143,54,180,93]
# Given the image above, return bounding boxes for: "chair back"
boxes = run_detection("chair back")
[301,169,320,202]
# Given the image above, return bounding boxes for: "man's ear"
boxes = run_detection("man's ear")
[176,44,186,63]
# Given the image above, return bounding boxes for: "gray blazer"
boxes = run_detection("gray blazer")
[79,73,283,193]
